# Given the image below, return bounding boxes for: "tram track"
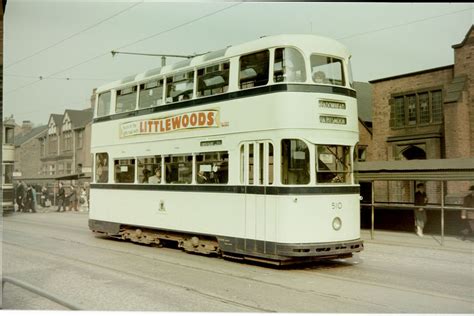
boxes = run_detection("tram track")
[4,218,473,309]
[3,240,274,312]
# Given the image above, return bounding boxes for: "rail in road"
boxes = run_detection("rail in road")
[2,212,473,312]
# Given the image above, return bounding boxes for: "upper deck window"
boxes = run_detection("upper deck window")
[310,55,345,86]
[273,48,306,83]
[197,62,229,97]
[97,92,111,117]
[116,86,137,113]
[166,72,194,103]
[239,50,269,89]
[139,79,164,109]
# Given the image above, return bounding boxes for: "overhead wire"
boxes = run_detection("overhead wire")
[4,2,245,96]
[4,1,144,70]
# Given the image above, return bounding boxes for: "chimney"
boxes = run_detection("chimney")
[90,88,97,109]
[21,120,33,133]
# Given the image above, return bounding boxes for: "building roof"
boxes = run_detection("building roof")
[14,125,47,146]
[452,24,474,49]
[50,114,63,128]
[354,81,372,122]
[355,158,474,181]
[368,65,453,84]
[65,108,93,129]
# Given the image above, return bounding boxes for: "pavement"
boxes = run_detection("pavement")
[361,229,474,253]
[8,205,472,253]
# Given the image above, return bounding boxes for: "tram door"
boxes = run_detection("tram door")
[241,142,274,250]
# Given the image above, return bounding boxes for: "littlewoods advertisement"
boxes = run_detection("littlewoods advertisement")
[119,110,219,137]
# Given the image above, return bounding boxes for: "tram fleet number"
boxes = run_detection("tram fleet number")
[331,202,343,210]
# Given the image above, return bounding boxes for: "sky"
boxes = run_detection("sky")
[3,1,473,126]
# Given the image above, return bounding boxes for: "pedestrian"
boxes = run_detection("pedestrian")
[68,184,78,212]
[460,185,474,240]
[414,183,428,237]
[80,186,88,212]
[26,185,37,213]
[57,182,66,212]
[40,186,47,207]
[15,180,27,212]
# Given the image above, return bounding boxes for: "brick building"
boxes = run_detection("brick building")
[368,25,474,203]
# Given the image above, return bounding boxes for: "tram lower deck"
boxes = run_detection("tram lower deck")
[89,185,363,264]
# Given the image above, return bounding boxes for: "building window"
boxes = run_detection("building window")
[66,162,72,174]
[57,163,64,175]
[40,138,45,157]
[239,50,270,89]
[49,164,56,176]
[64,131,72,151]
[5,127,14,145]
[77,130,83,149]
[356,145,367,162]
[390,89,443,128]
[49,134,58,154]
[3,164,13,184]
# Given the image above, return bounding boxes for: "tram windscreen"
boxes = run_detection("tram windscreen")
[310,55,345,86]
[316,145,351,184]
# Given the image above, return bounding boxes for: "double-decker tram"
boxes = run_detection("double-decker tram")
[89,34,364,265]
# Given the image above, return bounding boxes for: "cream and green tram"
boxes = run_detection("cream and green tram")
[89,34,363,265]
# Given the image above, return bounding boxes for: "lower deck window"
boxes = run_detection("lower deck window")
[114,159,135,183]
[137,156,161,184]
[316,145,351,184]
[96,153,109,183]
[195,151,229,184]
[165,155,192,184]
[281,139,310,185]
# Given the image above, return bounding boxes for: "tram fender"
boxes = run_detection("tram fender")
[89,219,121,234]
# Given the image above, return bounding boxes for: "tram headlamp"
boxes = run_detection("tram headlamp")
[332,217,342,231]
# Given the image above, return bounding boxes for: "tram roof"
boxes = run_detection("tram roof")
[355,158,474,181]
[97,34,350,93]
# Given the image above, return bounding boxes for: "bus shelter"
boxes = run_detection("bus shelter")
[355,158,474,245]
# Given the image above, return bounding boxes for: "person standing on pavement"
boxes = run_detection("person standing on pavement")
[57,182,66,212]
[414,183,428,237]
[15,180,27,212]
[461,185,474,240]
[68,184,78,212]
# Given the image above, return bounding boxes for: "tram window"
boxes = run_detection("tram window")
[281,139,310,185]
[116,86,138,113]
[97,92,111,117]
[95,153,109,183]
[166,72,194,103]
[137,156,161,184]
[316,145,351,184]
[195,151,228,184]
[273,48,306,83]
[240,145,245,184]
[248,144,254,185]
[268,143,274,185]
[114,159,136,183]
[239,50,269,89]
[310,55,345,86]
[348,57,355,88]
[165,155,192,184]
[197,62,229,97]
[139,80,164,108]
[3,164,13,184]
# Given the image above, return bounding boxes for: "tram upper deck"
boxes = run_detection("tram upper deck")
[92,34,357,147]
